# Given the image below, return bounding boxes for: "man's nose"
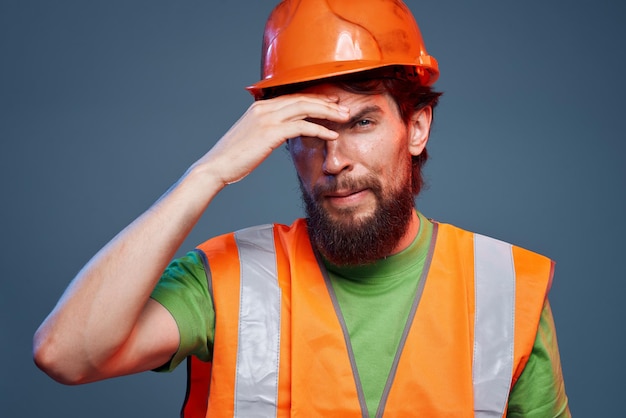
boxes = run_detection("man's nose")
[322,138,352,175]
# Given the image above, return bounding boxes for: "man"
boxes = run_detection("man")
[33,0,570,416]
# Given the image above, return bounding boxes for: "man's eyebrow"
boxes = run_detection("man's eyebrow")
[346,105,382,125]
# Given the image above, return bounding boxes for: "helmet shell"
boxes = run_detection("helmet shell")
[246,0,439,98]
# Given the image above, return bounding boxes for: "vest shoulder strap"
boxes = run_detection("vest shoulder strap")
[436,223,552,418]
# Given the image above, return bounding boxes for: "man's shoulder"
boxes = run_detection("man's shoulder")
[430,218,550,261]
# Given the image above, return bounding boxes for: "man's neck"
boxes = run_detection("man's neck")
[390,210,420,256]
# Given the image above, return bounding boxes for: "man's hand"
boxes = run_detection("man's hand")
[193,94,350,186]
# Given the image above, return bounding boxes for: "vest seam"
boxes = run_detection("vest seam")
[375,222,439,418]
[180,357,193,418]
[189,248,213,418]
[234,235,243,418]
[315,249,369,418]
[502,244,516,415]
[272,227,281,418]
[193,248,214,302]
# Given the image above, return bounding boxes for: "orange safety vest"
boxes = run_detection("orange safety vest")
[181,219,553,418]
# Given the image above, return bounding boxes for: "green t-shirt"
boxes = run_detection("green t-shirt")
[151,212,570,416]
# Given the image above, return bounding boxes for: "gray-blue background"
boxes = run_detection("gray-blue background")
[2,1,624,416]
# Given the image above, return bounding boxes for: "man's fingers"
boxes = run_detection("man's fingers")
[287,120,339,141]
[264,94,349,122]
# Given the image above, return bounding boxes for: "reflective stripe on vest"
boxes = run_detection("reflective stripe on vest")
[233,225,281,417]
[473,234,516,417]
[228,226,517,417]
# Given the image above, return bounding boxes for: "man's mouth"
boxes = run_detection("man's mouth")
[324,188,371,207]
[325,188,365,198]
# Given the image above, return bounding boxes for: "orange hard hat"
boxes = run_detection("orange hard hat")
[246,0,439,99]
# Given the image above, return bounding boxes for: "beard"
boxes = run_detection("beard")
[299,165,415,267]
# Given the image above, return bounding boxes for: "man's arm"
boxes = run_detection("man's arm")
[33,94,350,384]
[507,299,571,417]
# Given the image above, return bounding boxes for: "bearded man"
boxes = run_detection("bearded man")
[34,0,570,416]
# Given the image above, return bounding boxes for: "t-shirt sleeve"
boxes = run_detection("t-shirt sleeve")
[150,250,215,372]
[507,299,571,417]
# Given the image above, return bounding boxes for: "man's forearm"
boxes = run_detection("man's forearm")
[32,165,223,383]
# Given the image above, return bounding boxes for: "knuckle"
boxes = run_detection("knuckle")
[249,101,265,116]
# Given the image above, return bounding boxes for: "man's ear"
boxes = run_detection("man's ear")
[408,106,433,157]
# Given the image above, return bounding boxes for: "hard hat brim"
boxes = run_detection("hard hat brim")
[246,58,439,99]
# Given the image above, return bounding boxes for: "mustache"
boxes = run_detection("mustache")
[311,174,382,199]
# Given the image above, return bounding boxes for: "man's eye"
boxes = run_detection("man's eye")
[355,119,372,128]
